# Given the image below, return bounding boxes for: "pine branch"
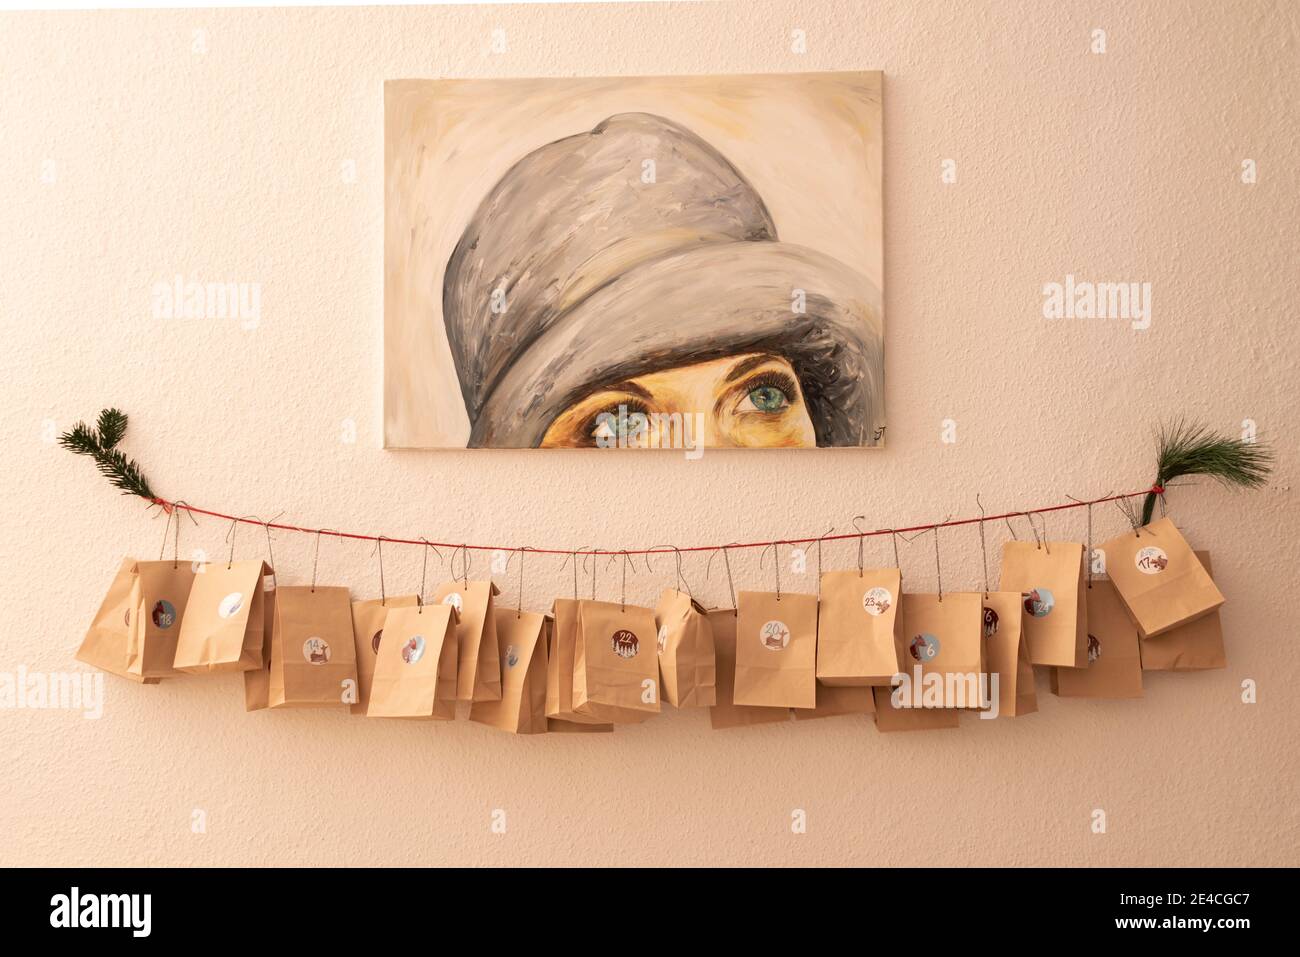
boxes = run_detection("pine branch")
[94,448,154,499]
[96,408,128,450]
[59,409,155,501]
[58,421,100,456]
[1142,418,1273,524]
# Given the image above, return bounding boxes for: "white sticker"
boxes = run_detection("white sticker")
[303,637,331,665]
[402,635,425,665]
[217,592,244,619]
[1135,546,1168,575]
[759,620,791,651]
[656,624,669,655]
[442,592,464,612]
[862,587,892,616]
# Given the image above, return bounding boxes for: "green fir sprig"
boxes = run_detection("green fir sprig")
[59,408,155,500]
[1142,419,1273,524]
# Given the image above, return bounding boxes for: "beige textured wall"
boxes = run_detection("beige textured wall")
[1,1,1296,867]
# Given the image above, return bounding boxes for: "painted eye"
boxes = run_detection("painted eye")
[587,400,651,446]
[746,385,788,413]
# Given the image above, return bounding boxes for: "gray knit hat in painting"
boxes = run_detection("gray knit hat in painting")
[442,112,883,447]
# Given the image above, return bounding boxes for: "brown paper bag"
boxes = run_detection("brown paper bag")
[999,541,1088,668]
[367,602,459,719]
[1140,551,1226,671]
[733,590,818,709]
[708,609,789,729]
[470,609,549,733]
[654,589,716,707]
[546,605,572,717]
[793,685,875,721]
[125,560,197,679]
[243,570,279,712]
[432,580,503,702]
[76,559,159,683]
[268,585,357,709]
[545,598,614,727]
[541,604,611,740]
[1100,517,1223,637]
[980,591,1037,717]
[1052,578,1143,698]
[572,600,661,721]
[348,594,421,715]
[896,592,985,708]
[816,568,902,685]
[872,685,960,732]
[173,560,271,673]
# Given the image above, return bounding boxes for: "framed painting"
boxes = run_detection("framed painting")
[384,72,883,449]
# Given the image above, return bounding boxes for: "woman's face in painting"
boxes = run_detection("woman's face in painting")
[540,352,817,448]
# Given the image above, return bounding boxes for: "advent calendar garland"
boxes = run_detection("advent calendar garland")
[65,410,1272,733]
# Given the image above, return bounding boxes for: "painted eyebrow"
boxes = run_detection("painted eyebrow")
[591,380,653,401]
[720,354,783,386]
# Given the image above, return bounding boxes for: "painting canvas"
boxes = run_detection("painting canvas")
[384,72,883,449]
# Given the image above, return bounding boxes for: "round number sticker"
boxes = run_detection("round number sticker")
[611,629,639,659]
[1022,588,1055,618]
[217,592,244,619]
[656,625,669,655]
[1087,634,1101,662]
[303,637,331,665]
[1135,546,1168,575]
[151,599,177,629]
[863,587,893,616]
[371,630,383,655]
[981,607,1000,638]
[908,633,940,661]
[759,620,791,651]
[442,592,464,612]
[505,644,519,668]
[401,635,425,665]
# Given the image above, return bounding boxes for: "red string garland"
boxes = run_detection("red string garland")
[146,486,1163,558]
